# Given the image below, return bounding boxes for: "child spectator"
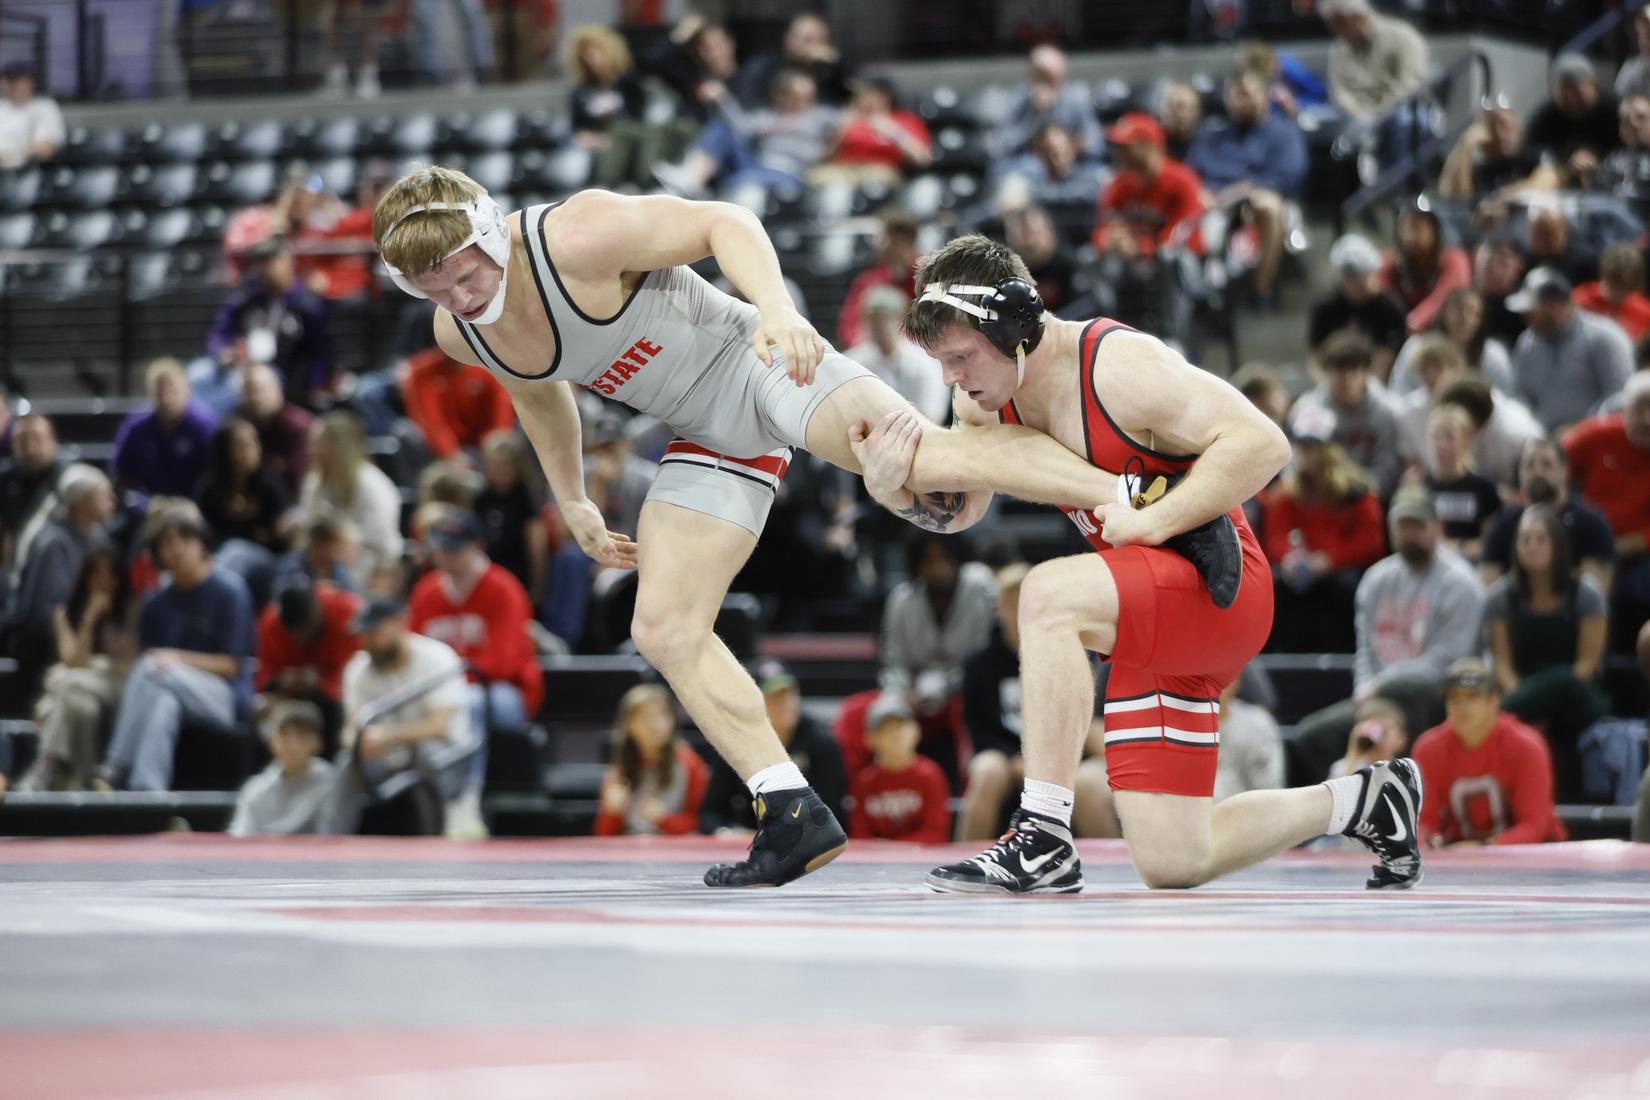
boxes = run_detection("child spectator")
[849,693,951,844]
[1422,404,1502,558]
[595,684,708,837]
[298,412,402,589]
[1309,234,1408,380]
[1290,331,1406,498]
[1389,287,1516,396]
[1413,658,1567,846]
[228,701,336,837]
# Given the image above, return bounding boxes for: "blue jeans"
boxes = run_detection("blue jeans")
[104,656,239,791]
[349,368,402,437]
[216,539,279,608]
[466,680,524,789]
[696,120,805,191]
[410,0,493,84]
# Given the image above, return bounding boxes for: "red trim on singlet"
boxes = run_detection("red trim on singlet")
[662,441,791,478]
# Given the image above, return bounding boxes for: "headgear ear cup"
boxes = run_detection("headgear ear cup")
[976,278,1046,361]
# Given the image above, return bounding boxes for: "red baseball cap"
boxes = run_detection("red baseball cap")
[1106,111,1166,150]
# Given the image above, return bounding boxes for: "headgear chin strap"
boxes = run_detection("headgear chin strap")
[381,193,512,326]
[919,278,1046,388]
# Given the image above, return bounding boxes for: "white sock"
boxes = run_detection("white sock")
[1323,774,1364,835]
[747,761,807,797]
[1020,779,1075,828]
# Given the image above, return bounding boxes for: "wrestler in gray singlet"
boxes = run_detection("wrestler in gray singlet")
[450,203,871,535]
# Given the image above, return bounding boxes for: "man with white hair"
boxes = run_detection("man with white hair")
[1321,0,1428,124]
[2,466,116,671]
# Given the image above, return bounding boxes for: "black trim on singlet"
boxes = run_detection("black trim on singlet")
[1083,319,1199,465]
[540,196,651,326]
[453,205,562,382]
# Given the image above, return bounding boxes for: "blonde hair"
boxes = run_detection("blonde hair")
[1409,334,1466,387]
[1289,439,1371,504]
[1427,402,1475,442]
[566,24,633,84]
[417,459,481,509]
[145,356,186,393]
[372,165,486,278]
[316,411,368,508]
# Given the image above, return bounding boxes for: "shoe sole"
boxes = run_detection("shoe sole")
[923,873,1085,895]
[711,839,849,890]
[1368,865,1424,890]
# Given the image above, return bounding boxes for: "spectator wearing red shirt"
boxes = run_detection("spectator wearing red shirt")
[849,693,951,844]
[1412,658,1566,847]
[1572,243,1650,343]
[1565,372,1650,649]
[1381,204,1472,334]
[1261,404,1387,653]
[1091,112,1204,258]
[409,511,545,738]
[256,580,362,751]
[595,684,709,836]
[820,76,932,187]
[836,209,919,349]
[401,346,516,461]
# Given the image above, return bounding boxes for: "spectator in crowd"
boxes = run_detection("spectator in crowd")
[1473,230,1532,345]
[1390,287,1515,396]
[1232,362,1291,427]
[409,510,544,744]
[1185,68,1308,302]
[328,596,473,835]
[992,123,1110,215]
[1309,234,1409,379]
[319,0,388,97]
[1328,696,1410,780]
[837,209,920,349]
[1413,658,1566,846]
[582,411,653,540]
[1565,372,1650,649]
[730,11,852,108]
[98,514,255,792]
[848,693,951,844]
[595,684,708,837]
[256,578,361,749]
[1237,39,1330,119]
[1156,81,1202,163]
[401,344,514,463]
[817,76,931,186]
[1382,203,1472,336]
[1528,53,1621,181]
[274,512,358,595]
[1422,404,1502,558]
[110,359,219,500]
[1572,242,1650,343]
[700,660,847,834]
[298,411,402,589]
[1093,111,1203,259]
[0,416,78,573]
[1592,93,1650,213]
[1213,678,1285,802]
[2,466,115,678]
[1290,331,1405,498]
[15,543,135,792]
[238,363,314,498]
[652,68,838,197]
[1484,505,1609,796]
[0,60,64,169]
[228,701,336,836]
[1000,204,1080,313]
[1481,437,1615,592]
[1396,336,1469,471]
[474,433,546,608]
[1439,106,1559,202]
[198,417,295,608]
[566,25,693,190]
[409,0,492,90]
[1523,205,1598,289]
[999,44,1103,161]
[1618,6,1650,100]
[1289,487,1486,783]
[844,287,949,424]
[205,237,333,410]
[1433,374,1544,490]
[1506,267,1634,436]
[282,161,391,303]
[648,15,740,123]
[1262,405,1386,653]
[1321,0,1429,152]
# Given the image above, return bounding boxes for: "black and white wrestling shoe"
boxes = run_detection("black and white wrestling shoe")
[926,810,1083,894]
[704,786,847,888]
[1123,462,1243,610]
[1343,758,1425,890]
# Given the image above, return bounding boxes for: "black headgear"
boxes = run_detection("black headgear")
[919,278,1046,366]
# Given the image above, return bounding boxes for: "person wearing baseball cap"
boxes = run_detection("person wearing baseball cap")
[0,58,64,169]
[1505,265,1635,435]
[1408,657,1567,847]
[1092,110,1204,262]
[848,693,951,844]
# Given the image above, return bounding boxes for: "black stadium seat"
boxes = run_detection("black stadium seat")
[122,162,198,208]
[441,107,518,153]
[137,121,209,163]
[0,167,42,213]
[57,126,128,166]
[35,209,120,251]
[360,112,438,158]
[514,109,569,153]
[465,150,513,194]
[0,212,33,250]
[311,117,362,159]
[215,119,282,161]
[312,156,357,197]
[135,207,197,249]
[195,159,277,206]
[40,165,120,209]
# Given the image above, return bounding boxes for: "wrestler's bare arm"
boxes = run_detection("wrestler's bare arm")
[1093,331,1290,544]
[863,392,995,533]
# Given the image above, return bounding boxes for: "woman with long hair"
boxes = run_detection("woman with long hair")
[1381,204,1472,335]
[1259,408,1387,652]
[1389,286,1515,395]
[199,416,295,607]
[18,547,138,790]
[594,684,708,836]
[1484,504,1609,798]
[567,24,695,189]
[298,411,402,589]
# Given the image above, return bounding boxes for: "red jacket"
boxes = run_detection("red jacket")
[850,757,951,843]
[1093,159,1205,256]
[255,584,362,702]
[1259,488,1387,572]
[402,349,517,459]
[837,262,917,349]
[1412,713,1567,846]
[593,743,709,836]
[1572,282,1650,342]
[409,562,545,714]
[1565,413,1650,544]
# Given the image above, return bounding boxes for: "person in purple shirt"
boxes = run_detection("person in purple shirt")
[205,237,334,410]
[1185,68,1308,303]
[110,358,219,499]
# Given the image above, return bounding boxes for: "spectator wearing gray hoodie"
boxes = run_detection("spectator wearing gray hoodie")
[1290,330,1406,498]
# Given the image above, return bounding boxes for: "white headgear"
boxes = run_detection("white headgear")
[381,193,512,326]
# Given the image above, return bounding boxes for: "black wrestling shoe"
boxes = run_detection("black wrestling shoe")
[1127,465,1243,610]
[1343,758,1425,890]
[703,786,847,888]
[925,810,1083,895]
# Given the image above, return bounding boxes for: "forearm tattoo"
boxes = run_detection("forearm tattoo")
[897,490,967,532]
